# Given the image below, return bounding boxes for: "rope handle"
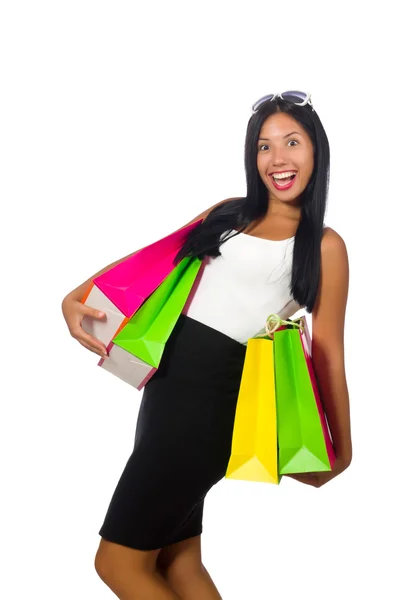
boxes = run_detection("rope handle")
[254,313,304,340]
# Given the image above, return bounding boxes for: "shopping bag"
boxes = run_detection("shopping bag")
[225,337,279,484]
[81,219,202,347]
[272,315,335,474]
[99,256,203,389]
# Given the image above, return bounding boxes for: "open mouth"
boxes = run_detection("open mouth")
[270,172,297,190]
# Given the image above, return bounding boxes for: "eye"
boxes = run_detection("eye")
[258,139,299,151]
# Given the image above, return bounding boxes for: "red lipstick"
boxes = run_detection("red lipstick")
[270,173,297,191]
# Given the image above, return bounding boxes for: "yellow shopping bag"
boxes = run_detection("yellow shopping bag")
[225,337,279,484]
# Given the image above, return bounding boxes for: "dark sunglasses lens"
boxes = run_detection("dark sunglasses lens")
[252,94,273,111]
[281,90,307,103]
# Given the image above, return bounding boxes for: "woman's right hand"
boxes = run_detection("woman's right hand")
[61,296,109,360]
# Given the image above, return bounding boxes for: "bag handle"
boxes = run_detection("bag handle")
[255,313,305,340]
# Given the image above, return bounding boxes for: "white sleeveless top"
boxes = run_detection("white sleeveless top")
[183,229,304,344]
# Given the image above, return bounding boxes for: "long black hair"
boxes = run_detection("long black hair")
[174,97,330,312]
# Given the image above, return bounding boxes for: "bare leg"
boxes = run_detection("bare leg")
[114,571,181,600]
[109,571,180,600]
[157,535,223,599]
[95,538,181,600]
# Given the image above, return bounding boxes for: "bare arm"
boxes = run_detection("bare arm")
[62,197,239,305]
[311,227,352,463]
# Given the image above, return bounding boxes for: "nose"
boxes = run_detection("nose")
[271,147,288,165]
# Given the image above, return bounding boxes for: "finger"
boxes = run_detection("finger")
[71,327,108,355]
[301,479,318,487]
[78,338,108,359]
[82,305,107,320]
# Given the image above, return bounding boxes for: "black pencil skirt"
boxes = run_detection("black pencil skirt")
[98,313,247,551]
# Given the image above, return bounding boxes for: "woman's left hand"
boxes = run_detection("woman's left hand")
[283,456,352,488]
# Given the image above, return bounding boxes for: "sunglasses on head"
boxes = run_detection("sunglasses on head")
[251,91,315,114]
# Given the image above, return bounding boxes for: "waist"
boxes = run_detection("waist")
[151,314,247,390]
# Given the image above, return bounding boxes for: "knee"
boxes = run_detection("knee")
[94,540,138,584]
[94,550,144,596]
[94,539,114,579]
[94,549,114,583]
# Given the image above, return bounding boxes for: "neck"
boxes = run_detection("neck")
[266,202,302,223]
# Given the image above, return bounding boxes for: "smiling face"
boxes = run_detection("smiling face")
[257,112,314,207]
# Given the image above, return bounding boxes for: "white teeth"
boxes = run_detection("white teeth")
[272,171,296,179]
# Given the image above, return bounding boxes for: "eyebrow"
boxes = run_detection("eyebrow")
[258,131,302,141]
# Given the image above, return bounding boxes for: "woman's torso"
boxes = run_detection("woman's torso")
[183,228,304,344]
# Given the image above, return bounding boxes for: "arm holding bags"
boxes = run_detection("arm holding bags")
[284,229,352,486]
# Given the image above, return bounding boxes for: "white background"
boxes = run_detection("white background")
[1,1,396,598]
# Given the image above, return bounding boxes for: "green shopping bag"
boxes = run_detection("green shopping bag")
[112,256,202,367]
[273,323,332,474]
[99,256,203,389]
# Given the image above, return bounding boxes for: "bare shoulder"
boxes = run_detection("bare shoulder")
[312,226,349,351]
[321,226,348,254]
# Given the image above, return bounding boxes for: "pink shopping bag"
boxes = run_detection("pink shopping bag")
[92,219,202,317]
[82,219,202,347]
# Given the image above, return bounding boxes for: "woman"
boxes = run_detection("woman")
[61,91,352,599]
